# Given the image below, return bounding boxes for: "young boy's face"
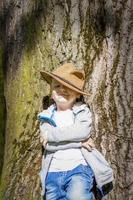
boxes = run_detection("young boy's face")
[51,79,80,107]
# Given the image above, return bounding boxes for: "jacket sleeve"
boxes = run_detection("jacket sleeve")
[46,142,82,152]
[40,106,92,142]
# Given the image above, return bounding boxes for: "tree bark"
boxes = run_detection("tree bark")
[0,0,132,200]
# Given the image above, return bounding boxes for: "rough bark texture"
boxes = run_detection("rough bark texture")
[0,0,132,200]
[0,0,6,181]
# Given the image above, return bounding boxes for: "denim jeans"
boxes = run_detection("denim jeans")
[45,164,94,200]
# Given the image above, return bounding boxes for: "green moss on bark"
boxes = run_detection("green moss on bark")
[0,37,59,198]
[0,44,5,179]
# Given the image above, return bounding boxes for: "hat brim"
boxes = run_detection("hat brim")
[40,71,89,96]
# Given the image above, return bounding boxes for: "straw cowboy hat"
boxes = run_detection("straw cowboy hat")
[40,63,89,95]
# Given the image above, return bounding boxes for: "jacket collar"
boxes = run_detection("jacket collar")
[48,102,87,115]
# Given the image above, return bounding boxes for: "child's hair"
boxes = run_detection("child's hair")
[76,95,85,103]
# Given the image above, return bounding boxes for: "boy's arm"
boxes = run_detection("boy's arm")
[41,138,94,152]
[45,142,82,152]
[40,107,92,142]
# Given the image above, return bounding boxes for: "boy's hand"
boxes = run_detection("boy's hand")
[40,135,48,148]
[82,138,95,151]
[39,122,52,147]
[39,122,52,148]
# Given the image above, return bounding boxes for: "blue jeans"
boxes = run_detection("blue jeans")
[45,164,94,200]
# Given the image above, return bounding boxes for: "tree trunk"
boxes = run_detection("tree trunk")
[0,0,132,200]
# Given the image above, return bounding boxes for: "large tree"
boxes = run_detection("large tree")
[0,0,132,200]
